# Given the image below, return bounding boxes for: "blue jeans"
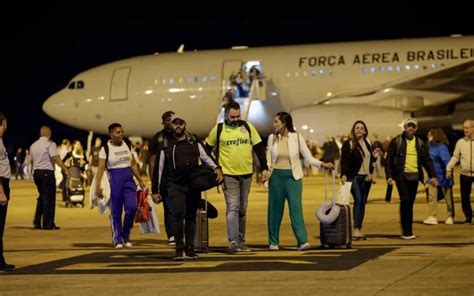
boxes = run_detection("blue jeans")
[223,175,252,244]
[350,175,372,229]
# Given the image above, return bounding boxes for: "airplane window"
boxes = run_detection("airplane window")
[169,78,175,84]
[294,72,299,77]
[178,78,183,83]
[387,66,393,72]
[371,67,376,73]
[210,75,217,81]
[194,77,199,82]
[303,71,308,77]
[396,66,401,72]
[440,63,445,67]
[186,77,193,83]
[422,65,428,70]
[361,67,368,74]
[286,72,291,78]
[162,79,167,84]
[379,66,384,73]
[319,69,324,75]
[68,81,76,89]
[431,64,436,70]
[77,81,84,89]
[414,64,419,71]
[405,65,411,71]
[202,76,208,82]
[328,70,333,75]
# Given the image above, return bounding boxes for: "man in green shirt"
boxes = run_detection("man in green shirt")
[207,102,269,252]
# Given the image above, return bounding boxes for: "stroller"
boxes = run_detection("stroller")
[65,165,85,207]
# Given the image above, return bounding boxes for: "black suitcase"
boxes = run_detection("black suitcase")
[319,170,352,249]
[320,204,352,249]
[194,193,209,253]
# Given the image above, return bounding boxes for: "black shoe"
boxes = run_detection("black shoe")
[185,247,199,259]
[173,249,185,261]
[465,218,472,224]
[33,225,42,229]
[0,263,15,272]
[44,225,60,230]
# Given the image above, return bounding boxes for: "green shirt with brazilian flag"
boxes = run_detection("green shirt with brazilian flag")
[207,121,261,175]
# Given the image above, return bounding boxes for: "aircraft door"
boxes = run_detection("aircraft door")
[110,67,131,101]
[222,60,243,95]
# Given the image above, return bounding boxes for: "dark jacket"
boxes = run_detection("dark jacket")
[385,133,435,183]
[341,138,376,180]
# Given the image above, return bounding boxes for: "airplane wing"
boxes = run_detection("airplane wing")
[318,60,474,109]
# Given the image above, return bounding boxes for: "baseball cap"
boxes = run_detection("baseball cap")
[170,114,186,124]
[404,118,418,127]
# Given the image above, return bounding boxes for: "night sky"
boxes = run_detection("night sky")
[1,3,472,156]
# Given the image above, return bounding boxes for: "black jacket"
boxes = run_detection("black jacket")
[385,133,435,183]
[341,138,375,180]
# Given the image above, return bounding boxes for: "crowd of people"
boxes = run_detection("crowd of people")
[0,107,472,267]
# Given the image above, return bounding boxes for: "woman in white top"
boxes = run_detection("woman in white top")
[95,123,146,248]
[266,112,333,251]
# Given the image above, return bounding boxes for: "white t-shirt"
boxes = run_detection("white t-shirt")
[99,141,132,169]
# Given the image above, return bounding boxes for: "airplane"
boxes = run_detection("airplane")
[43,35,474,144]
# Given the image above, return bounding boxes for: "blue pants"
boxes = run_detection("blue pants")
[350,175,372,229]
[108,168,137,245]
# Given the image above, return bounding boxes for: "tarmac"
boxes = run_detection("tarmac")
[1,170,473,296]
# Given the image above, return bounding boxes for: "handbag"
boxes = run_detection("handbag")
[337,181,352,205]
[189,166,223,192]
[135,189,151,223]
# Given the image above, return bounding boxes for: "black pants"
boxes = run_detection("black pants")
[460,174,474,221]
[167,183,200,251]
[0,177,10,264]
[160,181,174,239]
[396,180,419,236]
[60,171,68,202]
[33,170,56,229]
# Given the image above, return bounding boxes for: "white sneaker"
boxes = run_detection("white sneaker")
[400,234,416,240]
[114,243,123,249]
[269,244,279,251]
[423,216,438,225]
[168,236,176,246]
[445,216,454,225]
[297,242,311,251]
[124,241,133,248]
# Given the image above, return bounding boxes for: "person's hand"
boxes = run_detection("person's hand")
[431,178,439,187]
[341,175,347,185]
[261,170,269,183]
[151,193,162,204]
[387,178,393,185]
[215,167,224,183]
[321,162,334,170]
[95,188,103,199]
[446,170,452,179]
[0,191,8,206]
[373,148,381,157]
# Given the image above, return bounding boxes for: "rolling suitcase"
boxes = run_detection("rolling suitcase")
[319,170,352,249]
[194,192,209,253]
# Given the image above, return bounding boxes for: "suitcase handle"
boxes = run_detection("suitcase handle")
[324,169,336,203]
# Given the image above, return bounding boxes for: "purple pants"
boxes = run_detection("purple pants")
[108,168,137,245]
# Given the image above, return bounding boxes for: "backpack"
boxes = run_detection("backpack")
[215,121,252,163]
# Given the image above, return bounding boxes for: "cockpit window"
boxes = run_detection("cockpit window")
[77,80,84,89]
[68,81,76,89]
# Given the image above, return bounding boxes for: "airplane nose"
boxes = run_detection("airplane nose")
[43,91,68,123]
